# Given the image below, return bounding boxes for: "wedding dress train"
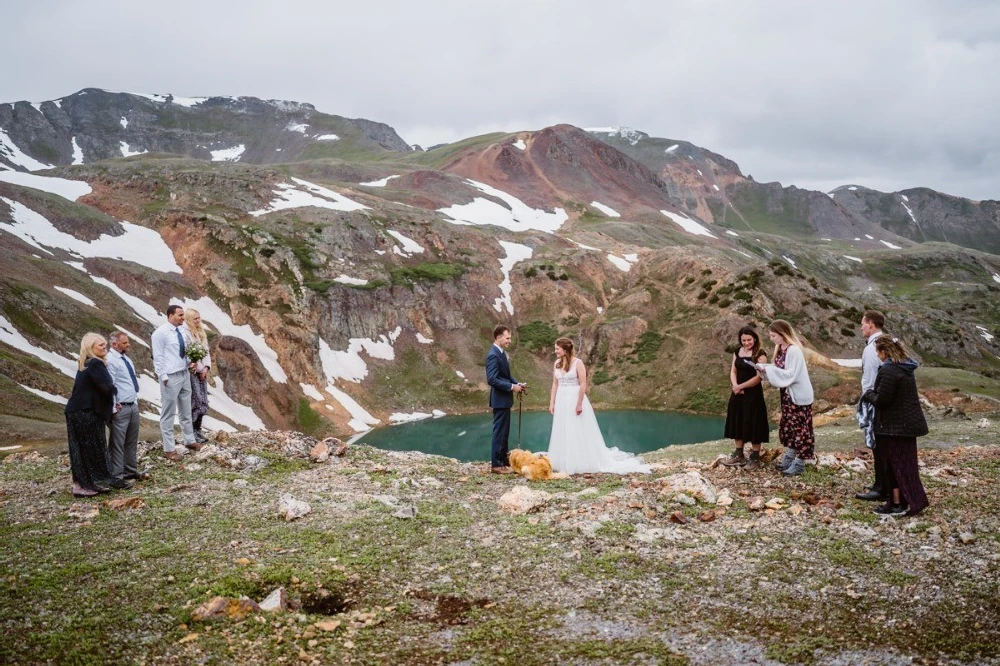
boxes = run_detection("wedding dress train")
[547,363,651,474]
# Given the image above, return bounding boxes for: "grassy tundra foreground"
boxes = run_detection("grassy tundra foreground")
[1,412,998,666]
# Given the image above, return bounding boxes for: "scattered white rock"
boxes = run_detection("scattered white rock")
[658,471,717,504]
[498,485,552,514]
[393,505,418,519]
[277,494,312,521]
[674,493,696,506]
[977,418,991,429]
[259,587,288,612]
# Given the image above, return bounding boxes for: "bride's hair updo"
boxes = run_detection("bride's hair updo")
[555,337,574,372]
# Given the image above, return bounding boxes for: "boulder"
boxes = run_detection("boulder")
[192,596,261,621]
[277,494,312,521]
[309,441,330,463]
[259,587,288,612]
[658,471,717,504]
[498,485,552,514]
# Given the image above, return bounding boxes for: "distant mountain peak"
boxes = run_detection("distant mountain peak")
[584,126,648,146]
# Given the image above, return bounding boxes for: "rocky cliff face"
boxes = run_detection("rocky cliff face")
[0,89,411,171]
[1,94,998,442]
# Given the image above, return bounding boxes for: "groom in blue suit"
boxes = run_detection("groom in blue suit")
[486,324,525,473]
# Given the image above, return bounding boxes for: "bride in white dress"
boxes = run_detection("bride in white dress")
[547,337,651,475]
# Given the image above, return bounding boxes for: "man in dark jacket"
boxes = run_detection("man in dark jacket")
[485,325,525,474]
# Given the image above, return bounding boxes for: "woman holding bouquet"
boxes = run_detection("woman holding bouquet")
[183,308,212,443]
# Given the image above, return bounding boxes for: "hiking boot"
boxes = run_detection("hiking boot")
[873,503,907,516]
[720,449,747,467]
[744,451,761,471]
[781,457,806,476]
[773,448,796,471]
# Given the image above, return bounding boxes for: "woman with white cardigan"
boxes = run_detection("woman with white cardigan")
[755,320,815,476]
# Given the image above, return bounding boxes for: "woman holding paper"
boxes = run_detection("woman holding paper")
[755,320,814,476]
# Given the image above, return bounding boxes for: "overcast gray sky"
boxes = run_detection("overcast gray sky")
[3,1,999,199]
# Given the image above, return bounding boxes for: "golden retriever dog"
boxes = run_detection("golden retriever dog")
[508,448,566,481]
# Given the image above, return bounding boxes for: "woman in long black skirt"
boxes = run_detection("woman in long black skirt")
[722,326,770,470]
[65,333,116,497]
[861,336,930,516]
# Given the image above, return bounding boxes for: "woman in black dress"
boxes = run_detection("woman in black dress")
[861,336,930,516]
[65,332,116,497]
[722,326,770,470]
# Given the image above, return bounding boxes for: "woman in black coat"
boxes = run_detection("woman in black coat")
[861,337,929,516]
[64,333,117,497]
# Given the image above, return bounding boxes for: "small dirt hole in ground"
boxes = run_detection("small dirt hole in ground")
[301,587,352,615]
[413,590,492,625]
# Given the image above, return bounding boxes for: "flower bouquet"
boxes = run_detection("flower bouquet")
[186,341,209,369]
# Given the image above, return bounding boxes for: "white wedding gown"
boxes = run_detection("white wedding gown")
[547,362,651,474]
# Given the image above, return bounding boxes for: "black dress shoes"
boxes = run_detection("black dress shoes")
[855,489,887,501]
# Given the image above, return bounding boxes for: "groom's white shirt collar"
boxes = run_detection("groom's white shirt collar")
[493,343,506,355]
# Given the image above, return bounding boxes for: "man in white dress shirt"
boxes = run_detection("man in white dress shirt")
[106,331,145,486]
[152,305,200,461]
[855,310,887,501]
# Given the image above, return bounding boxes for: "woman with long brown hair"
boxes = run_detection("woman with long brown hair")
[755,320,814,476]
[546,337,649,474]
[64,333,116,497]
[861,336,929,516]
[722,326,770,470]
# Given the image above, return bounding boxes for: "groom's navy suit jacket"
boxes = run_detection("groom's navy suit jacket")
[486,345,518,409]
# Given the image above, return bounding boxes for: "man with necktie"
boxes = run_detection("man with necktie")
[151,305,199,461]
[485,324,525,474]
[106,331,148,486]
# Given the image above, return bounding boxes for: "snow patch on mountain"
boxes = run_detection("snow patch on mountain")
[71,137,84,165]
[0,128,53,171]
[250,177,367,216]
[324,384,380,432]
[439,179,568,233]
[334,274,368,286]
[0,197,181,272]
[387,230,424,256]
[210,144,245,162]
[493,240,532,316]
[360,175,399,187]
[880,240,902,250]
[315,134,340,141]
[0,171,92,201]
[513,139,526,150]
[585,127,645,146]
[319,327,401,384]
[660,210,717,238]
[54,286,96,307]
[119,142,147,157]
[590,201,620,218]
[0,314,77,377]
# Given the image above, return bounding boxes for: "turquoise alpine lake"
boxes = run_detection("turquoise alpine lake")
[357,410,727,462]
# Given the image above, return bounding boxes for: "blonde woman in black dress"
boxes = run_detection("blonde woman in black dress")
[722,326,769,470]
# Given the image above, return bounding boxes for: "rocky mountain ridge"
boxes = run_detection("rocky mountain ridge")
[1,91,999,442]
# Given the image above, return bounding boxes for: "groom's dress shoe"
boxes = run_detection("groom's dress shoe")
[855,489,887,501]
[490,466,513,475]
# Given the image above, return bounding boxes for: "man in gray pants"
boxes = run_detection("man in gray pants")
[106,331,146,486]
[152,305,199,461]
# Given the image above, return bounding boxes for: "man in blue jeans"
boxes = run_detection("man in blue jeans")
[485,324,525,474]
